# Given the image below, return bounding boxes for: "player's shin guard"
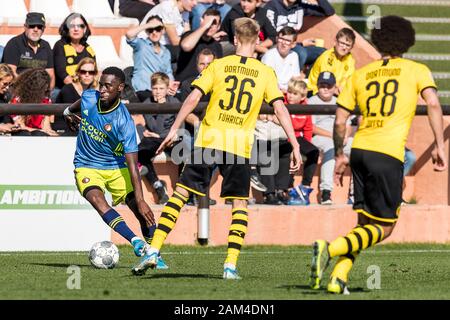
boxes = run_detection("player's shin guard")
[150,191,188,251]
[330,251,359,283]
[101,208,136,242]
[328,224,385,257]
[225,208,249,267]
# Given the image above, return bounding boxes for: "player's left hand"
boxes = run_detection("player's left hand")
[289,145,302,174]
[137,200,155,226]
[334,154,349,186]
[431,145,447,171]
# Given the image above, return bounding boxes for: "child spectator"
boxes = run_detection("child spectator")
[285,77,319,205]
[222,0,277,55]
[308,27,356,95]
[265,0,334,72]
[261,26,301,92]
[138,72,180,204]
[53,13,96,91]
[310,71,352,204]
[10,68,58,136]
[126,15,178,102]
[0,64,15,134]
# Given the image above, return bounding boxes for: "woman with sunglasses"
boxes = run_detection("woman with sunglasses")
[54,58,98,135]
[53,13,96,91]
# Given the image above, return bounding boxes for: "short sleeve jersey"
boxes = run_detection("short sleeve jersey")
[74,89,138,169]
[191,55,284,158]
[337,58,436,162]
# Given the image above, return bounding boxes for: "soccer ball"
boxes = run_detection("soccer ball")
[88,241,120,269]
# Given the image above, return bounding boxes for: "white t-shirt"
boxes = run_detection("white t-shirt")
[261,48,300,91]
[146,0,184,46]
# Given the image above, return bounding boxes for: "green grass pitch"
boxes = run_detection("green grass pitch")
[1,244,450,300]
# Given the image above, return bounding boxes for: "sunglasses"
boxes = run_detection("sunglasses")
[146,25,164,33]
[27,24,44,30]
[79,70,96,76]
[69,23,86,29]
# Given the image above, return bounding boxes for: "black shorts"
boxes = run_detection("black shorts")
[177,147,251,199]
[351,148,404,223]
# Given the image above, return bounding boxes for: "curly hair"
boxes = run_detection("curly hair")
[12,68,50,103]
[371,16,415,56]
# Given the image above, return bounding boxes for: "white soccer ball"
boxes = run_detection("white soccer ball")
[88,241,120,269]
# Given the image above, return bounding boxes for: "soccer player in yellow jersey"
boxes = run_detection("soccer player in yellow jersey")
[308,28,356,95]
[132,17,302,279]
[309,16,447,294]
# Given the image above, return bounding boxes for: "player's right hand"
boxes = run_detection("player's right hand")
[289,146,302,174]
[64,114,81,132]
[431,145,447,171]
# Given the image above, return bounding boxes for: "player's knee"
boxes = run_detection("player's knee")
[174,186,190,199]
[232,199,247,209]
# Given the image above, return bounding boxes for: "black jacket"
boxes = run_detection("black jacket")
[142,95,178,139]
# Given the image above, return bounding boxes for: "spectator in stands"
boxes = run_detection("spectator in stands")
[310,71,352,205]
[126,15,178,102]
[261,26,301,92]
[9,68,57,136]
[116,0,158,22]
[285,77,319,205]
[191,0,231,30]
[308,27,356,95]
[0,64,15,134]
[0,46,4,62]
[1,12,55,90]
[143,0,198,58]
[176,8,225,83]
[54,58,98,135]
[56,57,98,104]
[53,13,96,91]
[265,0,335,72]
[222,0,277,55]
[138,72,180,204]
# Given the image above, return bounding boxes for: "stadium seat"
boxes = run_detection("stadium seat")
[119,36,134,68]
[0,0,28,26]
[29,0,71,27]
[71,0,139,27]
[88,35,125,70]
[0,35,15,47]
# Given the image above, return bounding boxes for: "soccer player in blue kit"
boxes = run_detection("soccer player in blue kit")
[63,67,167,268]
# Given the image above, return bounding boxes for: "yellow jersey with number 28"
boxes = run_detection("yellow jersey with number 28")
[337,57,436,162]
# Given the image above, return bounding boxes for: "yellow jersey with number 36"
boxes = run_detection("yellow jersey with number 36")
[191,55,284,159]
[337,58,436,162]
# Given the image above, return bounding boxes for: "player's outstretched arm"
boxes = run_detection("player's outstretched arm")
[63,99,82,132]
[156,88,203,155]
[422,87,448,171]
[125,152,155,225]
[272,100,302,173]
[333,106,351,186]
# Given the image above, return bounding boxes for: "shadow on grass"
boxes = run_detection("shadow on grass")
[129,273,223,280]
[277,284,369,295]
[28,262,129,270]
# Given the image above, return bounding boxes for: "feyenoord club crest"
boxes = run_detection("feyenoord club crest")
[104,124,112,132]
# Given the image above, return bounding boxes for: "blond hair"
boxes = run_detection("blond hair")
[287,76,307,94]
[0,63,15,82]
[234,17,260,44]
[151,72,170,87]
[73,57,98,88]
